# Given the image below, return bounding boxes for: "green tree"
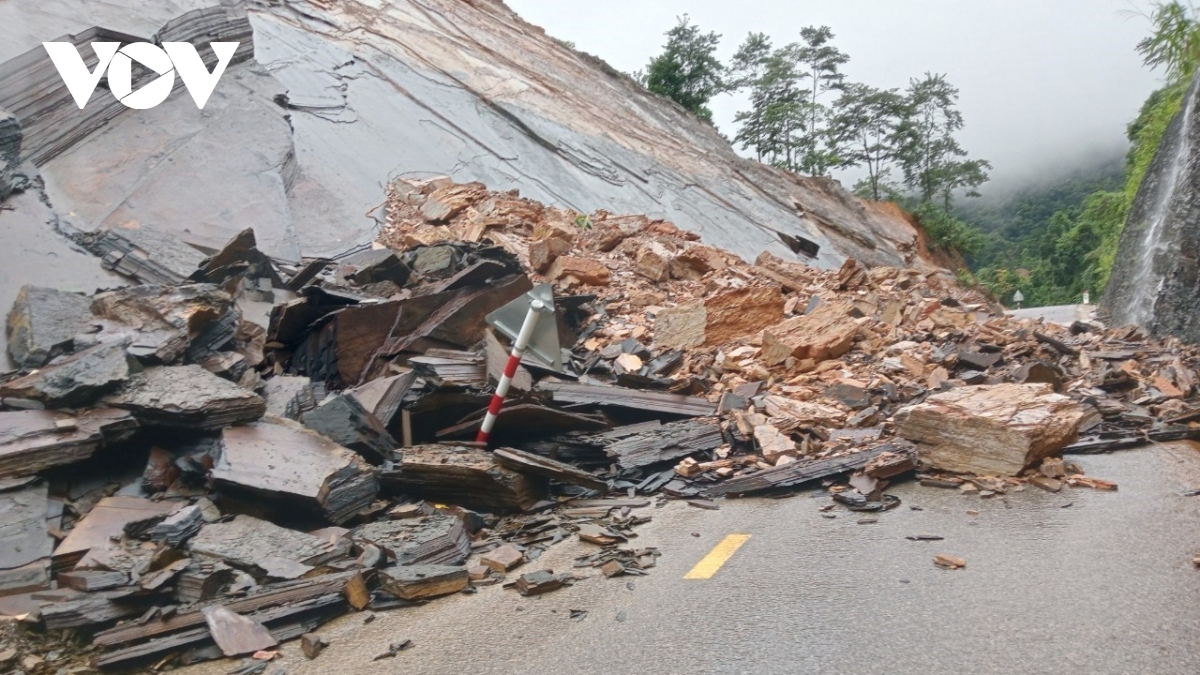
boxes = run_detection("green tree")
[896,72,991,208]
[728,32,773,90]
[643,15,725,122]
[794,26,850,175]
[828,83,906,200]
[1132,1,1200,83]
[914,202,984,256]
[731,39,806,167]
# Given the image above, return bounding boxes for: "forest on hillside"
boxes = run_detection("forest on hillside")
[635,1,1200,308]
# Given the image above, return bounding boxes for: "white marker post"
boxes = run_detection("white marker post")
[476,299,545,445]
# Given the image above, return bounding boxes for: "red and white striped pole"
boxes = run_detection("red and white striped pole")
[476,299,545,445]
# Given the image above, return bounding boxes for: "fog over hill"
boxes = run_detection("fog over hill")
[509,0,1163,195]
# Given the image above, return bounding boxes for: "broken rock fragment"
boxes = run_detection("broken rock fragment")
[652,286,784,350]
[0,408,136,478]
[82,225,207,285]
[106,365,265,430]
[546,256,610,286]
[261,375,320,420]
[353,514,472,566]
[6,285,95,369]
[753,424,798,465]
[0,481,53,596]
[762,300,860,367]
[762,395,846,430]
[188,515,340,575]
[480,544,524,572]
[896,383,1088,476]
[302,393,396,464]
[202,606,278,657]
[338,248,412,287]
[213,421,379,524]
[933,554,966,570]
[378,564,468,600]
[0,341,132,407]
[301,633,328,660]
[52,496,180,572]
[380,445,543,512]
[528,237,571,273]
[514,570,566,596]
[89,284,237,364]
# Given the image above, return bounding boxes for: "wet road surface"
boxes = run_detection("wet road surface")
[1007,304,1094,326]
[181,444,1200,675]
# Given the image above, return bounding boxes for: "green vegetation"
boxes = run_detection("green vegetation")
[639,16,726,122]
[633,2,1200,305]
[640,18,990,216]
[964,1,1198,307]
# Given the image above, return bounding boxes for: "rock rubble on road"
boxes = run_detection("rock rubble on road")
[0,179,1194,670]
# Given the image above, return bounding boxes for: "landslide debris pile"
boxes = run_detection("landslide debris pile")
[0,179,1196,671]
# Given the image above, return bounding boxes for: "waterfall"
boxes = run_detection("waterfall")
[1122,90,1196,327]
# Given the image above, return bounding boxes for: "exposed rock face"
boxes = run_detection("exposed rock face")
[1105,70,1200,341]
[0,0,939,360]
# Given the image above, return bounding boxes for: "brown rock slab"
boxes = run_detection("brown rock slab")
[528,237,571,273]
[896,383,1087,476]
[0,408,136,480]
[762,300,859,366]
[514,570,565,596]
[933,554,966,569]
[213,421,380,524]
[654,301,706,350]
[377,564,468,600]
[53,496,180,572]
[480,545,524,572]
[89,284,236,364]
[380,444,544,513]
[546,256,610,286]
[753,252,818,292]
[702,286,784,346]
[635,242,674,282]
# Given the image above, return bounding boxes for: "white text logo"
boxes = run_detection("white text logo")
[42,42,239,110]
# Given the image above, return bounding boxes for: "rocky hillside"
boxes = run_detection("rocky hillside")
[0,0,938,360]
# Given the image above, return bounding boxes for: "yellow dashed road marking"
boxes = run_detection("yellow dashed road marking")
[684,534,751,579]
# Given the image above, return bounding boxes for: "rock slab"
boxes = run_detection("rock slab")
[896,383,1088,476]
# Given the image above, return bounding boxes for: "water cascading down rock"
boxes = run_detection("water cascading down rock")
[1104,69,1200,340]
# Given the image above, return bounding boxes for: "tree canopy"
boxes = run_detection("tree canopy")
[642,15,726,122]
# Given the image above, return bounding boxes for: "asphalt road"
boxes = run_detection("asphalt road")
[181,444,1200,675]
[1007,304,1094,326]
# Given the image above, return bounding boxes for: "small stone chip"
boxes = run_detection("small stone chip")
[933,553,967,569]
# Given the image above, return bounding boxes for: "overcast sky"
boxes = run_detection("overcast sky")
[507,0,1166,195]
